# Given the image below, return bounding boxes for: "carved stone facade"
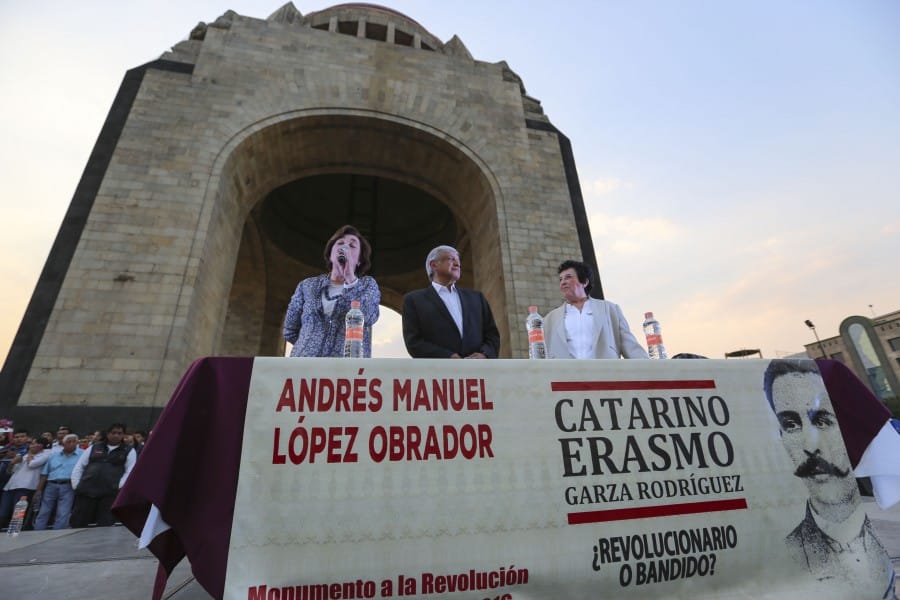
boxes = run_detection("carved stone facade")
[1,3,598,431]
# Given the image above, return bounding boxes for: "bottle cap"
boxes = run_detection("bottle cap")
[644,312,654,318]
[351,300,361,309]
[529,306,538,313]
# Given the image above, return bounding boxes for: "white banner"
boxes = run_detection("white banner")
[224,358,894,599]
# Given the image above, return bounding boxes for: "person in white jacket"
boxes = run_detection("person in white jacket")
[543,260,648,360]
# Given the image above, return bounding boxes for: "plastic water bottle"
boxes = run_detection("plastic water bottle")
[525,306,546,359]
[643,312,667,359]
[6,496,28,537]
[343,300,365,358]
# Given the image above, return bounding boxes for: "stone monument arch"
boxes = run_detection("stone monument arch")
[1,3,601,431]
[216,111,507,358]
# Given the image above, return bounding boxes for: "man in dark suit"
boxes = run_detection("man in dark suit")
[402,245,500,358]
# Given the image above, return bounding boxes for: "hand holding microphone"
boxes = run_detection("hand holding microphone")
[336,249,356,283]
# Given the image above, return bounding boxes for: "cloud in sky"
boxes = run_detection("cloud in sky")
[585,177,632,196]
[587,208,681,258]
[371,310,410,359]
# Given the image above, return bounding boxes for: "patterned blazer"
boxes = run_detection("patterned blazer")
[283,274,380,357]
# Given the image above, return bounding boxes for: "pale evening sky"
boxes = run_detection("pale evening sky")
[1,0,898,364]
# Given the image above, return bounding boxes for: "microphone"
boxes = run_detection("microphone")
[337,251,346,265]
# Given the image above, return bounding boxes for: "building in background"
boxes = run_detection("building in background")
[805,310,900,415]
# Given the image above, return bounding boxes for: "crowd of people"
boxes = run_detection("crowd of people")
[0,423,143,532]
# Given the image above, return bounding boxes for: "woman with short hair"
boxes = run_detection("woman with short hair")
[544,260,648,359]
[283,224,380,357]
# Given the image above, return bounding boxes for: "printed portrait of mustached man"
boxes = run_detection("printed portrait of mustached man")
[764,360,896,599]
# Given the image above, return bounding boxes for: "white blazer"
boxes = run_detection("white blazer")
[544,298,649,359]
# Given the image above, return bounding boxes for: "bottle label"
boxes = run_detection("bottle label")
[345,326,363,341]
[528,329,545,344]
[646,334,662,346]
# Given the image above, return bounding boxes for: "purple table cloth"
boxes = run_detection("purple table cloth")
[114,357,253,599]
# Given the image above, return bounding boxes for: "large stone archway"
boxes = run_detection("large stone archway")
[1,3,599,432]
[210,112,506,358]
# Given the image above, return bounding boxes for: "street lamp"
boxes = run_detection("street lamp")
[804,319,827,358]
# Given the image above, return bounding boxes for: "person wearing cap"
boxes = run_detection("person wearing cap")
[543,260,648,359]
[0,437,51,529]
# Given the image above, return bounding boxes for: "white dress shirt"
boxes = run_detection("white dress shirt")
[432,281,464,336]
[564,302,596,359]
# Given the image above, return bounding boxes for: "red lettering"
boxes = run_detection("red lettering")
[299,379,316,412]
[279,427,361,465]
[272,428,286,464]
[365,424,494,462]
[449,380,464,411]
[442,425,458,459]
[289,427,308,463]
[460,424,476,459]
[343,427,359,463]
[393,379,411,411]
[327,428,342,463]
[309,428,327,462]
[480,379,492,410]
[478,424,494,457]
[276,380,295,412]
[369,426,387,462]
[247,585,267,600]
[421,573,434,594]
[335,378,351,412]
[406,426,422,460]
[353,378,367,410]
[413,380,430,410]
[368,378,382,411]
[389,426,405,461]
[318,379,335,411]
[466,379,479,409]
[423,426,440,459]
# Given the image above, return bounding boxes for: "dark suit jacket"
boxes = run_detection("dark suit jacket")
[402,286,501,358]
